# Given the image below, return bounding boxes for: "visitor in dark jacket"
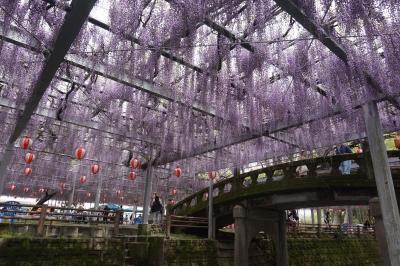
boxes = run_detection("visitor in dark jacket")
[150,196,163,224]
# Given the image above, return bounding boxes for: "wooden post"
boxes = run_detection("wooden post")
[114,210,121,236]
[36,206,47,236]
[362,101,400,265]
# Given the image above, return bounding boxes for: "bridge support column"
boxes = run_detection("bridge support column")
[363,101,400,265]
[276,210,289,266]
[233,205,248,266]
[369,197,390,266]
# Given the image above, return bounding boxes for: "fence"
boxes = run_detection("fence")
[0,203,123,236]
[287,223,375,237]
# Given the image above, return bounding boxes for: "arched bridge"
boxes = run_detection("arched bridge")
[171,151,400,228]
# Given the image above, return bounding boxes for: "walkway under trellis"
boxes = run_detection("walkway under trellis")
[0,0,399,265]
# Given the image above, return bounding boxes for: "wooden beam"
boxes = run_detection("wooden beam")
[0,0,97,194]
[273,0,400,110]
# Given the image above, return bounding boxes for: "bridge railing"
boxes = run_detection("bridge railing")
[0,203,124,236]
[288,223,375,238]
[171,150,400,215]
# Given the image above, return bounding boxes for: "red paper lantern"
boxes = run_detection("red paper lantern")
[174,166,182,177]
[116,190,123,197]
[91,164,100,174]
[130,158,140,169]
[128,171,137,180]
[20,136,32,150]
[24,167,32,176]
[395,134,400,149]
[208,171,217,180]
[24,153,35,164]
[86,192,91,197]
[39,188,45,193]
[79,176,87,184]
[75,147,86,160]
[23,187,29,193]
[60,182,66,190]
[171,188,177,195]
[10,184,16,191]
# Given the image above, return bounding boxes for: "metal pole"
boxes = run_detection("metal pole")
[68,174,77,208]
[142,161,153,224]
[347,206,353,225]
[208,179,214,239]
[362,101,400,265]
[0,142,15,195]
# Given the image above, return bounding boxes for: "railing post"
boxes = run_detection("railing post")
[208,179,214,239]
[114,210,121,236]
[36,206,47,237]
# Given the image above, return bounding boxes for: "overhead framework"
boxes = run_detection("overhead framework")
[0,0,398,204]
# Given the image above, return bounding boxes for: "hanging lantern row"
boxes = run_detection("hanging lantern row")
[175,166,182,177]
[208,171,217,180]
[24,167,32,176]
[20,136,33,150]
[75,147,86,160]
[80,175,87,184]
[91,164,100,174]
[130,158,140,169]
[24,152,35,164]
[129,171,137,181]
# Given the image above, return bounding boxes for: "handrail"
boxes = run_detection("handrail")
[0,203,126,236]
[171,151,400,214]
[165,214,208,238]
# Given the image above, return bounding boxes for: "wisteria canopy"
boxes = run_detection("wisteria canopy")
[0,0,399,205]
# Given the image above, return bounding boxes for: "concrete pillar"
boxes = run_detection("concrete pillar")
[276,211,289,266]
[369,198,390,266]
[347,206,353,225]
[208,179,214,239]
[233,205,248,266]
[363,102,400,265]
[142,161,153,224]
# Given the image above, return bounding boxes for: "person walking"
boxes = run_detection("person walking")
[150,196,163,224]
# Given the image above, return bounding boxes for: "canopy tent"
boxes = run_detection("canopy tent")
[0,0,398,206]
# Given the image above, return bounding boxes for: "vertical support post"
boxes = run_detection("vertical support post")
[37,206,47,236]
[208,179,214,239]
[0,142,15,195]
[166,213,171,239]
[114,210,121,236]
[311,208,315,224]
[233,205,248,266]
[276,210,289,266]
[94,172,104,209]
[347,206,353,225]
[370,197,391,266]
[142,161,153,224]
[68,174,77,208]
[317,208,321,236]
[363,101,400,265]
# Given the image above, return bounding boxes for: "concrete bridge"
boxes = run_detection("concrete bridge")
[170,150,400,266]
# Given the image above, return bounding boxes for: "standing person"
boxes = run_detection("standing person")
[335,144,353,175]
[150,196,163,224]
